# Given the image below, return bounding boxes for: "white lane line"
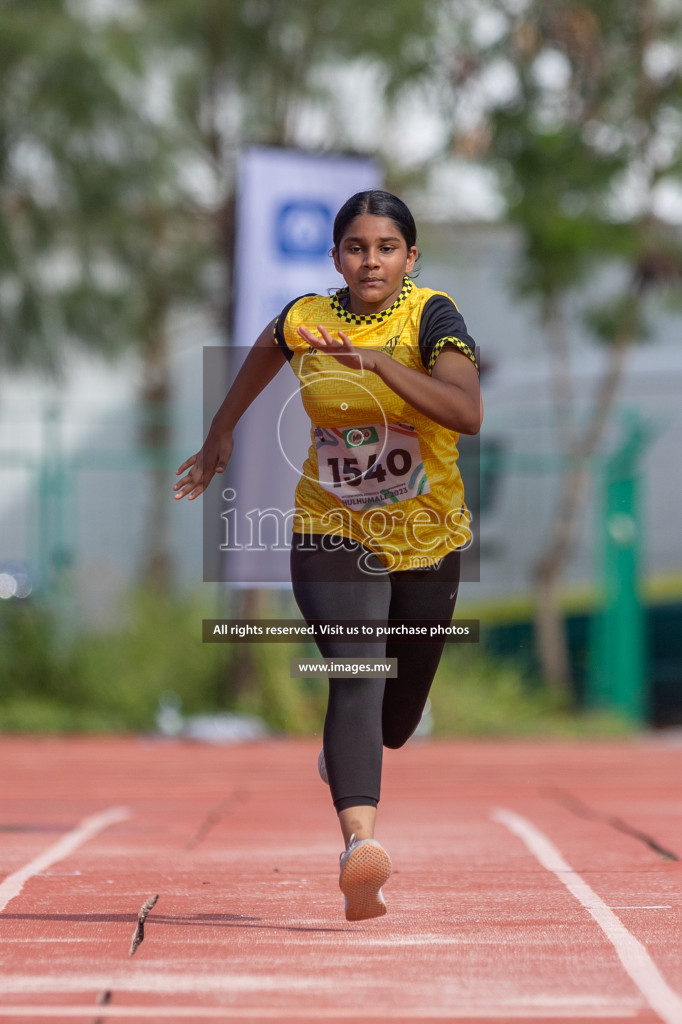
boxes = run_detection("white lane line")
[0,973,641,1007]
[492,807,682,1024]
[0,807,130,913]
[0,1007,639,1019]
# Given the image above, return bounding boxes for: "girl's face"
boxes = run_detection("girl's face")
[332,214,417,315]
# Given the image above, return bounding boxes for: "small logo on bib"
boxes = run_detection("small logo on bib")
[343,426,379,448]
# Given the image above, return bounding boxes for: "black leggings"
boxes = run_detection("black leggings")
[290,534,460,812]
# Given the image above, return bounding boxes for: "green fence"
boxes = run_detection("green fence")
[0,401,659,723]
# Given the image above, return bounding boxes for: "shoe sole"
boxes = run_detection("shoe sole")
[339,842,392,922]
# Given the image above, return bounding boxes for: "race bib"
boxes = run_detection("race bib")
[315,422,431,510]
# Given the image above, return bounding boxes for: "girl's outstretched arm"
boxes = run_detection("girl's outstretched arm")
[174,319,286,500]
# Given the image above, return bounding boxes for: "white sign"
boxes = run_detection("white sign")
[233,147,380,344]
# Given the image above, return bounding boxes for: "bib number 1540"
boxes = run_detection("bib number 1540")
[326,448,411,487]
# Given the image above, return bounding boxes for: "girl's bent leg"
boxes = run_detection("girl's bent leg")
[382,549,461,749]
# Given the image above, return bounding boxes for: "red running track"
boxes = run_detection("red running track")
[0,735,681,1023]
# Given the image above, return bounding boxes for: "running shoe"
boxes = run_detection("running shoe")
[338,832,392,922]
[318,747,329,785]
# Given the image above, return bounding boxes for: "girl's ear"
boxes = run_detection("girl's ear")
[406,245,418,274]
[331,247,342,274]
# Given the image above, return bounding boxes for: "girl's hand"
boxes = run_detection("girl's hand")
[173,433,234,501]
[297,324,379,373]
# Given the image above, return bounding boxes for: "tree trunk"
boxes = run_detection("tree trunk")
[227,588,265,703]
[533,334,632,693]
[139,304,173,593]
[543,294,574,451]
[534,569,572,695]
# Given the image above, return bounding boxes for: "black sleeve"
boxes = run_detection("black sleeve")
[273,294,316,361]
[418,294,479,375]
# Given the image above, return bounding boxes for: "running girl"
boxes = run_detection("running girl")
[174,190,482,921]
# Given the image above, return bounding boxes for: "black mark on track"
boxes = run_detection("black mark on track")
[129,894,159,956]
[0,823,72,833]
[93,989,111,1024]
[185,789,249,851]
[546,788,680,862]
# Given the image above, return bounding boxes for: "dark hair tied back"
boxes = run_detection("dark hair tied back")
[333,190,417,251]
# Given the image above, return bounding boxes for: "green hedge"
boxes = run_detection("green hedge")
[0,591,633,738]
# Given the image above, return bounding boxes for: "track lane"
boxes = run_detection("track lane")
[0,736,680,1022]
[492,808,682,1024]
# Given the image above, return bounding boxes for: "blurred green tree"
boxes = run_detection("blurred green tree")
[0,0,213,588]
[135,0,443,315]
[440,0,682,692]
[0,0,443,600]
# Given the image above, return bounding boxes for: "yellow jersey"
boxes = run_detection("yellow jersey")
[274,278,478,571]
